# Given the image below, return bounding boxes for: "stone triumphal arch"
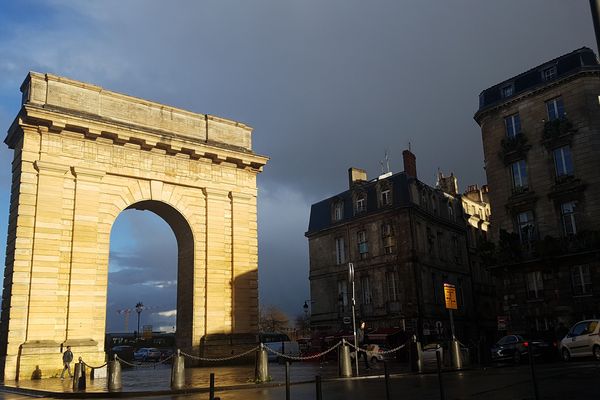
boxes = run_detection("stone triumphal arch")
[0,72,268,380]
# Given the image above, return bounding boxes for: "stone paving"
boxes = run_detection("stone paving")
[3,359,406,395]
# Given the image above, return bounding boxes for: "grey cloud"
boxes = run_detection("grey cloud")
[0,0,596,323]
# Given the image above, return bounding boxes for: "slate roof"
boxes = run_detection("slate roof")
[306,171,412,235]
[476,47,600,116]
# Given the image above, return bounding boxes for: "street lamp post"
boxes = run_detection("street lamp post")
[349,263,359,376]
[302,300,311,337]
[135,302,144,338]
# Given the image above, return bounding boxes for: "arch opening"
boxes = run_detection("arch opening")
[107,200,195,353]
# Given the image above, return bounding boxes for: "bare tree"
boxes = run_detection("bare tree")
[259,305,290,333]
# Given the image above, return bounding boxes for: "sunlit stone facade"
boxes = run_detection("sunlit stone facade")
[0,72,267,380]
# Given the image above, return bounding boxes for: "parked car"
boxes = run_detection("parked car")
[560,319,600,361]
[350,344,391,364]
[110,345,134,362]
[134,347,162,362]
[491,335,555,364]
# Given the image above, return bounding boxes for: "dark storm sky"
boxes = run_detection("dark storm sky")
[0,0,596,331]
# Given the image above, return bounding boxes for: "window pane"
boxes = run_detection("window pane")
[511,160,528,189]
[554,146,573,177]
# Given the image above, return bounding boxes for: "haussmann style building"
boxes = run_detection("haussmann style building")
[305,150,487,345]
[474,47,600,336]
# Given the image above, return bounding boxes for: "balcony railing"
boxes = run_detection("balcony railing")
[478,230,600,267]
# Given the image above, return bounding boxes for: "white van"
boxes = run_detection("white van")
[560,319,600,361]
[260,333,300,362]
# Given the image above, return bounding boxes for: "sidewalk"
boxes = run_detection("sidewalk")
[1,359,411,398]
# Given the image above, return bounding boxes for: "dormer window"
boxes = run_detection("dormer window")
[542,66,557,81]
[356,197,366,213]
[501,84,514,98]
[333,200,344,222]
[381,189,391,206]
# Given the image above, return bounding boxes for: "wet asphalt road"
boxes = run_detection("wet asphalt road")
[1,359,598,399]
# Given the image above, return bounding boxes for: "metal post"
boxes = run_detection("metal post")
[349,263,359,377]
[529,343,540,400]
[209,373,215,400]
[449,309,455,339]
[448,309,462,370]
[590,0,600,54]
[436,351,445,400]
[410,335,423,373]
[285,361,290,400]
[254,343,269,382]
[78,360,86,390]
[72,362,80,391]
[316,375,322,400]
[171,349,185,389]
[108,355,122,391]
[384,361,391,400]
[338,339,352,377]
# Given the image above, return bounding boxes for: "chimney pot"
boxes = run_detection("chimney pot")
[348,168,368,188]
[402,149,417,178]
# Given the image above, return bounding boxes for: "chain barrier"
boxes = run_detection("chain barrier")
[180,346,259,362]
[346,338,409,355]
[115,354,175,368]
[80,360,108,369]
[109,337,409,366]
[263,341,342,361]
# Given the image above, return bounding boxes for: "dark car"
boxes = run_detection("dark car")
[134,347,162,362]
[110,345,135,362]
[491,335,557,363]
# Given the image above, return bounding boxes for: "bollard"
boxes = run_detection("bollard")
[450,338,463,370]
[384,361,391,400]
[436,351,445,400]
[315,375,322,400]
[72,358,86,391]
[528,343,540,400]
[338,339,352,378]
[171,349,186,390]
[78,362,86,390]
[410,335,424,373]
[254,344,269,383]
[108,355,122,391]
[209,372,215,400]
[285,361,291,400]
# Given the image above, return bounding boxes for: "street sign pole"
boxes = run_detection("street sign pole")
[349,263,359,376]
[449,309,455,340]
[443,283,462,369]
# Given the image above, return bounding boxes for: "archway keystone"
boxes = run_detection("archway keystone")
[0,72,268,380]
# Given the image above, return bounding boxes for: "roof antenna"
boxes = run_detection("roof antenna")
[380,149,391,174]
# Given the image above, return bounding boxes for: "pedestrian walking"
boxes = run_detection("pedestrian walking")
[60,346,74,379]
[357,321,370,369]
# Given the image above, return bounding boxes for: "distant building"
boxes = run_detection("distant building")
[474,47,600,335]
[305,151,480,343]
[438,173,496,345]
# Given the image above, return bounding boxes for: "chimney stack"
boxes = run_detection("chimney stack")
[402,149,417,178]
[590,0,600,54]
[348,167,368,188]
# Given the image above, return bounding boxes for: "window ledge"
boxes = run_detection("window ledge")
[572,294,593,298]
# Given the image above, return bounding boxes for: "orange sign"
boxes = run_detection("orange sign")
[443,283,457,310]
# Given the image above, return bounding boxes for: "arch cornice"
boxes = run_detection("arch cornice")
[9,106,267,173]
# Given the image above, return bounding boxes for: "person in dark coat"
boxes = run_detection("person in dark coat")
[357,321,370,369]
[60,346,74,379]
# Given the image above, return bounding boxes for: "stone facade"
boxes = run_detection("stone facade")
[0,72,267,380]
[474,47,600,335]
[306,152,477,345]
